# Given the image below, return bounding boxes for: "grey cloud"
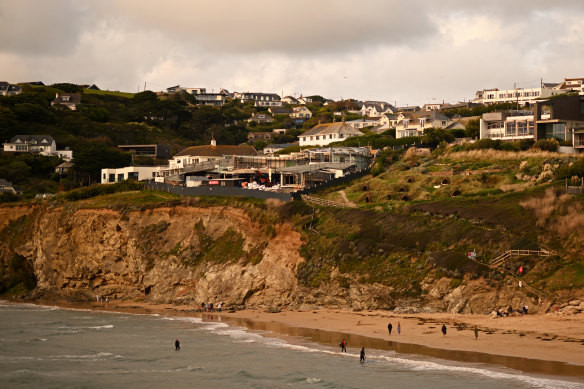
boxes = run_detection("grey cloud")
[102,0,439,54]
[0,0,94,56]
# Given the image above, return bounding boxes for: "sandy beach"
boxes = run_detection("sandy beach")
[25,300,584,377]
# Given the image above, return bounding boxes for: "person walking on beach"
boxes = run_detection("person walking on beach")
[175,339,180,350]
[340,339,347,353]
[388,322,392,335]
[201,302,206,312]
[441,324,447,337]
[474,326,478,340]
[217,302,222,312]
[397,322,401,335]
[360,347,365,363]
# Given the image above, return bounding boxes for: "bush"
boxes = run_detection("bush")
[474,138,496,150]
[533,138,559,152]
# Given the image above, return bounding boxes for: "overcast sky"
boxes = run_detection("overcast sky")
[1,0,583,105]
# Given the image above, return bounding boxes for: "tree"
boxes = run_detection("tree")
[73,143,132,184]
[465,118,480,138]
[13,103,56,123]
[51,83,82,93]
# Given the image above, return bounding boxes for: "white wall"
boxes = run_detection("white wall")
[101,166,156,184]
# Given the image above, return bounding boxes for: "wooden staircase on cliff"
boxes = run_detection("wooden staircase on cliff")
[490,249,553,269]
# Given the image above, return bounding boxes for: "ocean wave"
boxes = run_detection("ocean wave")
[49,352,123,361]
[86,324,114,330]
[191,318,583,389]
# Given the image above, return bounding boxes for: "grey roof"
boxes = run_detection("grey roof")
[0,82,8,91]
[264,143,296,150]
[53,93,81,104]
[9,134,55,144]
[302,122,364,137]
[278,162,355,174]
[0,178,13,187]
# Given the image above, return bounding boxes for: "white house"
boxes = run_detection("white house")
[360,102,396,117]
[238,92,282,107]
[479,111,535,141]
[290,106,312,119]
[3,135,73,161]
[345,118,380,129]
[281,96,299,105]
[472,82,569,106]
[297,96,313,105]
[0,82,22,96]
[0,178,16,194]
[51,93,81,110]
[395,112,465,139]
[298,120,364,147]
[101,166,157,184]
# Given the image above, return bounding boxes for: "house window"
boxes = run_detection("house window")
[128,172,139,180]
[316,136,319,140]
[118,173,124,181]
[109,174,115,183]
[103,173,106,179]
[339,134,344,138]
[16,145,27,151]
[506,122,516,136]
[310,136,313,140]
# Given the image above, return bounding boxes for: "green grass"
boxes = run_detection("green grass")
[74,190,180,208]
[83,88,135,98]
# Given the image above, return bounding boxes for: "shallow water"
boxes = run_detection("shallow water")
[0,302,582,389]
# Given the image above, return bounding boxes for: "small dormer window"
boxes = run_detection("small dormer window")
[63,96,70,102]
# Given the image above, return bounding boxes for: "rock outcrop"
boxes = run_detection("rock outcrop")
[1,203,578,314]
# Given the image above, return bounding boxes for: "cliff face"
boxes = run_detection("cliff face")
[0,203,548,313]
[0,204,306,309]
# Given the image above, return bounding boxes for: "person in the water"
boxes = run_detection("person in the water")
[360,347,365,363]
[175,339,180,350]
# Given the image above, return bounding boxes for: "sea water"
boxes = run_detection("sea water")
[0,301,582,389]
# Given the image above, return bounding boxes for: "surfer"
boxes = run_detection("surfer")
[441,324,447,337]
[360,347,365,363]
[340,339,347,353]
[474,326,478,340]
[397,322,401,335]
[175,339,180,350]
[387,322,392,335]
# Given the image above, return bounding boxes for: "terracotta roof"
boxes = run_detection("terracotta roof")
[302,122,364,137]
[174,145,258,157]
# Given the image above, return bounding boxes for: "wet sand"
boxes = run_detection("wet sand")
[24,300,584,379]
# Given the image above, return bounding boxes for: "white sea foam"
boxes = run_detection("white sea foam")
[189,317,584,389]
[87,324,114,330]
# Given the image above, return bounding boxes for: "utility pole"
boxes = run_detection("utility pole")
[144,82,147,92]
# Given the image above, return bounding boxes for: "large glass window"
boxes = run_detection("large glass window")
[506,122,516,136]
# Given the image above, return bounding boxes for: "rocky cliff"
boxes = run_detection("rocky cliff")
[0,201,572,314]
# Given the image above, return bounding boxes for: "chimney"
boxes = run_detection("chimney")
[210,134,216,147]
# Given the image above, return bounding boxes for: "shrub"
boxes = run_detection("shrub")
[533,138,559,152]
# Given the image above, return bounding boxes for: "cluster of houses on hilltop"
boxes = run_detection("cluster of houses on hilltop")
[101,136,373,192]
